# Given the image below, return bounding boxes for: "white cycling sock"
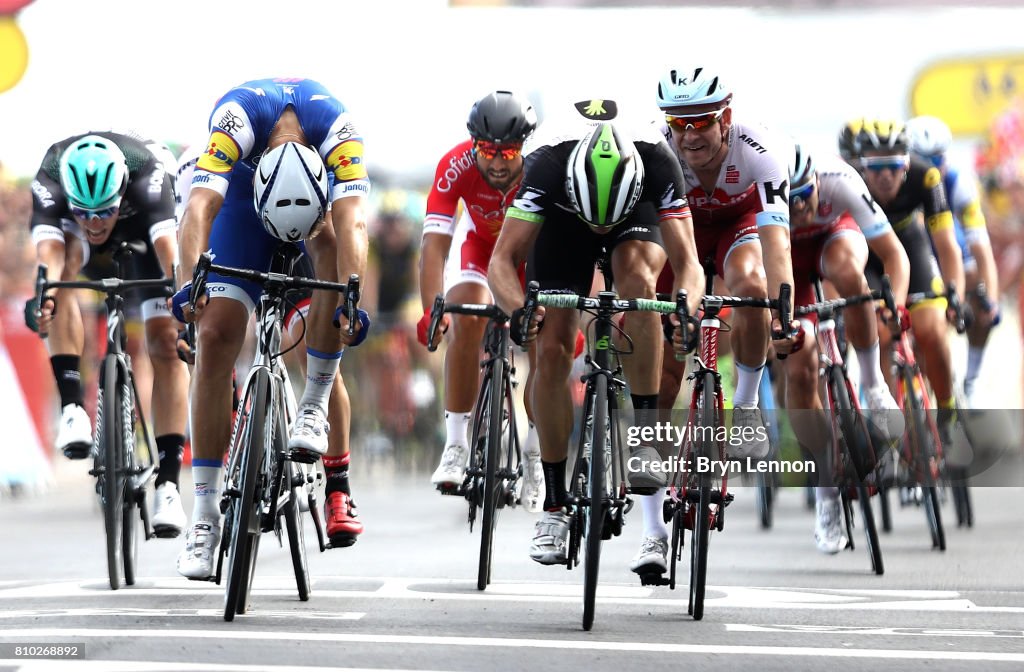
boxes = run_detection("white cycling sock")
[297,348,342,413]
[191,463,223,521]
[815,486,839,502]
[733,361,765,408]
[856,341,883,390]
[524,422,540,457]
[965,346,985,389]
[445,411,471,448]
[640,488,669,539]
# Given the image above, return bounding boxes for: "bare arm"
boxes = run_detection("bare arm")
[418,232,453,312]
[489,215,541,317]
[758,225,795,310]
[930,224,966,300]
[866,231,910,306]
[176,187,224,289]
[152,234,178,281]
[331,195,368,288]
[659,215,704,316]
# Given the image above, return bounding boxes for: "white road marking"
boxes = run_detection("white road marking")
[0,577,1021,613]
[0,663,417,672]
[1,629,1023,662]
[0,608,363,621]
[727,624,1024,638]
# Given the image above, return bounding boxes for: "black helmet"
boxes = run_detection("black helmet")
[467,91,538,143]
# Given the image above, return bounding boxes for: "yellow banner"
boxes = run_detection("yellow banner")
[910,54,1024,136]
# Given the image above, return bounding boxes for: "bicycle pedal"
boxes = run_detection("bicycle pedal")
[151,525,182,539]
[287,449,321,465]
[326,534,358,549]
[435,483,464,496]
[637,569,671,587]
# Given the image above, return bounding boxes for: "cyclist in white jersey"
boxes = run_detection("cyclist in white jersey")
[631,67,803,576]
[786,146,909,553]
[906,116,1001,407]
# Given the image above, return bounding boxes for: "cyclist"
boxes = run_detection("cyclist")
[843,119,965,447]
[27,131,189,537]
[489,106,705,566]
[174,142,363,552]
[784,144,910,553]
[173,78,370,578]
[417,91,547,511]
[906,115,1001,408]
[637,68,801,575]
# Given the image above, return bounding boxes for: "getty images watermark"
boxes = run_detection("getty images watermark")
[624,420,817,476]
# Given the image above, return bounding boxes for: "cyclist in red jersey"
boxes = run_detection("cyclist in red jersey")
[417,92,547,510]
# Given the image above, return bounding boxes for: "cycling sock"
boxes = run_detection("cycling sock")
[815,486,839,502]
[297,348,342,413]
[324,454,351,496]
[937,397,956,411]
[524,422,540,457]
[50,355,84,408]
[542,458,567,511]
[639,488,669,539]
[855,341,883,390]
[444,411,471,448]
[191,460,223,521]
[965,346,985,389]
[733,361,765,407]
[155,433,185,488]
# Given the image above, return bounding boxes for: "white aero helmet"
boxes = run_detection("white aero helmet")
[656,67,733,112]
[906,115,953,161]
[253,141,329,241]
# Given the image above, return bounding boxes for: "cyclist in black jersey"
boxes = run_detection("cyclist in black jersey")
[845,119,965,443]
[28,131,189,537]
[490,113,705,567]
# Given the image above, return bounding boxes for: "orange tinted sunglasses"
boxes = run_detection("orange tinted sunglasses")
[665,108,725,131]
[474,141,522,160]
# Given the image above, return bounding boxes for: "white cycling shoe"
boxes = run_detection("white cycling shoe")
[57,404,93,460]
[176,517,221,580]
[288,404,330,459]
[152,482,186,538]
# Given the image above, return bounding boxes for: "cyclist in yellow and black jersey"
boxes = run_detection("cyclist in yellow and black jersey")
[841,118,964,445]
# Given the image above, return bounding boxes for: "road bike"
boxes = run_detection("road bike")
[189,246,358,620]
[795,277,883,575]
[522,282,688,631]
[34,240,169,590]
[426,296,522,590]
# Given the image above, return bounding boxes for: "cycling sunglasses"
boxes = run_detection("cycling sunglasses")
[70,204,120,220]
[474,141,523,161]
[789,180,816,205]
[665,108,725,132]
[860,155,910,173]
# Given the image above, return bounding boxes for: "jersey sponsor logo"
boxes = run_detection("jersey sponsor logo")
[311,94,331,101]
[217,110,244,134]
[326,140,367,182]
[340,182,369,195]
[435,150,475,193]
[147,168,164,196]
[511,189,544,213]
[31,180,54,208]
[762,180,788,205]
[335,121,357,142]
[659,184,686,211]
[738,133,767,155]
[192,173,211,184]
[924,167,942,189]
[860,193,877,213]
[725,165,740,184]
[197,131,240,174]
[689,184,755,209]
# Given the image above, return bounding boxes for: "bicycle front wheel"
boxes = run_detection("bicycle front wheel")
[477,356,505,591]
[582,375,607,632]
[689,371,716,621]
[99,355,125,591]
[121,368,139,586]
[856,484,884,575]
[905,371,945,551]
[224,369,271,620]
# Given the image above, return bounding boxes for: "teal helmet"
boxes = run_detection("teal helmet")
[58,135,129,210]
[565,122,645,231]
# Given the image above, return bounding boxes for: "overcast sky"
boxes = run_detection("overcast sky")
[1,0,1022,181]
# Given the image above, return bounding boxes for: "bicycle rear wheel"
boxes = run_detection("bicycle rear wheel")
[582,375,607,632]
[828,367,874,483]
[904,372,945,551]
[477,357,505,591]
[855,484,884,575]
[689,371,716,621]
[284,463,310,601]
[99,355,124,591]
[224,369,271,621]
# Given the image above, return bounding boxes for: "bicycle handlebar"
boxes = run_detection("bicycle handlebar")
[901,281,969,334]
[795,289,882,318]
[34,264,173,305]
[425,295,509,352]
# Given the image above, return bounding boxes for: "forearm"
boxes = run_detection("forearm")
[489,252,525,317]
[970,241,999,300]
[418,234,451,311]
[761,228,794,308]
[333,203,368,287]
[152,234,178,280]
[36,240,66,281]
[176,192,220,287]
[933,229,965,296]
[663,219,704,315]
[869,235,910,306]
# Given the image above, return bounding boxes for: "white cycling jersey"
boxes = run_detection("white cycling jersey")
[795,154,892,241]
[662,120,793,229]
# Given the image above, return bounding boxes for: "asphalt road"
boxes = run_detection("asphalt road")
[1,462,1022,672]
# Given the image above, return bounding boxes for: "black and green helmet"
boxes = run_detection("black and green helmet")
[565,122,644,231]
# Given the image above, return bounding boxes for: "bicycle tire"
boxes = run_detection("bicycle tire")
[689,370,716,622]
[949,467,973,528]
[100,355,124,591]
[284,463,310,601]
[756,473,773,530]
[224,369,271,621]
[904,371,946,551]
[828,366,873,482]
[855,484,884,575]
[478,356,505,591]
[878,486,893,533]
[582,375,607,632]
